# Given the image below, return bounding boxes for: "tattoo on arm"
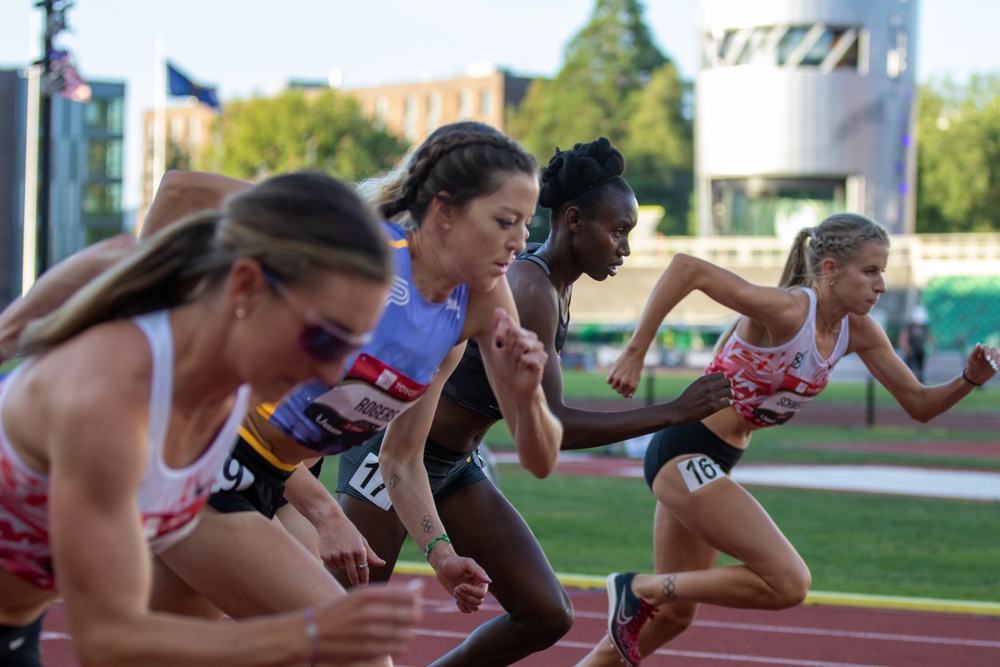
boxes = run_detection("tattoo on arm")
[421,515,435,534]
[389,474,400,490]
[661,574,677,601]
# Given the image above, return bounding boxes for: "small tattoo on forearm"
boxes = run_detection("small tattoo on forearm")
[661,575,677,601]
[421,515,434,533]
[389,474,400,490]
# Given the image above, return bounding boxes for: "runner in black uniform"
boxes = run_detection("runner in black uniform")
[334,138,733,667]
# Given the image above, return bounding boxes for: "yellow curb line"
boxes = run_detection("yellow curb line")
[395,561,1000,617]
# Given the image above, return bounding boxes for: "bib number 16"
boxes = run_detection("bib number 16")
[678,456,724,492]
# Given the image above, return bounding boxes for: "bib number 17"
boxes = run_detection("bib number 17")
[348,452,394,510]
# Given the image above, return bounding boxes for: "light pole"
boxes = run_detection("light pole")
[33,0,73,277]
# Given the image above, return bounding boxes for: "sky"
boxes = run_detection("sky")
[1,0,997,210]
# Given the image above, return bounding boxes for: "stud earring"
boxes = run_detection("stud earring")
[235,306,247,319]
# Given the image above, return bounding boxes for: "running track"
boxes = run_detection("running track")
[38,573,1000,666]
[37,444,1000,666]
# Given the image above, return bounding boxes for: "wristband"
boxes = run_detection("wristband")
[962,368,983,387]
[303,607,318,666]
[423,533,451,559]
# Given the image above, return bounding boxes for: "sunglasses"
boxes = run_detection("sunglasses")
[263,269,372,363]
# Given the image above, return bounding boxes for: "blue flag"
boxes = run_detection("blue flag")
[167,61,221,111]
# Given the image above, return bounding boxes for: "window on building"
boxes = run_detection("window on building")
[374,96,389,128]
[480,89,493,117]
[459,89,473,118]
[706,24,862,72]
[404,93,419,142]
[86,139,123,178]
[82,182,123,217]
[426,92,441,133]
[710,177,846,237]
[84,97,124,133]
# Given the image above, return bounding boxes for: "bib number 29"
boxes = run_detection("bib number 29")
[348,452,394,511]
[678,456,724,492]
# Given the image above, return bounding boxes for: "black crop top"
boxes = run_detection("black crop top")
[440,245,570,419]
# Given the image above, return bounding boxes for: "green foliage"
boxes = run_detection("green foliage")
[917,74,1000,232]
[506,0,694,231]
[619,63,694,234]
[199,89,408,183]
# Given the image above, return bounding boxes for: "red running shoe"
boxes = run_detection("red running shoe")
[606,572,656,667]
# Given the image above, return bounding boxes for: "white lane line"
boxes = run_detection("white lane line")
[410,629,890,667]
[567,609,1000,648]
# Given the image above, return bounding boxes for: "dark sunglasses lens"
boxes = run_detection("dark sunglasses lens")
[300,325,355,363]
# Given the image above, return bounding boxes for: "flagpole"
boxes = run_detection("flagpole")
[22,65,40,295]
[152,35,167,200]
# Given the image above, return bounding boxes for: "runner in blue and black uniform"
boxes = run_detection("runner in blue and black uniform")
[333,137,733,667]
[147,124,564,651]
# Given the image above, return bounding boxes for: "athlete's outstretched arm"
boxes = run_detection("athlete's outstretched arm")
[608,254,801,398]
[0,234,137,362]
[507,262,731,451]
[850,313,999,422]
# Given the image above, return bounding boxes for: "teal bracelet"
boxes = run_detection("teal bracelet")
[424,534,451,559]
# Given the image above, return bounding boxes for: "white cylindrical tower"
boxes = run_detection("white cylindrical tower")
[695,0,919,239]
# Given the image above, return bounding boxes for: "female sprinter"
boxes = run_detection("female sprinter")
[581,213,999,667]
[0,173,422,666]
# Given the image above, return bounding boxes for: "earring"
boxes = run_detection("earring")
[828,278,836,288]
[235,306,247,319]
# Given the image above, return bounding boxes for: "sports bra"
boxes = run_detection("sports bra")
[441,244,570,419]
[705,287,849,427]
[0,310,250,589]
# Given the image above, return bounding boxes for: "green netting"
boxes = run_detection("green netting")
[922,276,1000,352]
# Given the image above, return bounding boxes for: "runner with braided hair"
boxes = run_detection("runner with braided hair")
[327,136,731,666]
[578,212,1000,667]
[147,123,562,667]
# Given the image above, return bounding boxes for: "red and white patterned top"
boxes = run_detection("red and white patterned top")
[0,311,249,590]
[705,288,849,428]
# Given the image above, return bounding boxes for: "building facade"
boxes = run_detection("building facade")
[137,65,533,214]
[695,0,919,238]
[0,68,125,306]
[139,102,217,222]
[345,65,532,147]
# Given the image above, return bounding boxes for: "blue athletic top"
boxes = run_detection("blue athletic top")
[265,223,470,454]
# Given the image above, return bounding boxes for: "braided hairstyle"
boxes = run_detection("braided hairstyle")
[779,213,890,288]
[537,137,634,223]
[20,171,391,355]
[378,122,537,225]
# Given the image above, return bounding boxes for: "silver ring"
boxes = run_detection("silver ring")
[358,563,368,569]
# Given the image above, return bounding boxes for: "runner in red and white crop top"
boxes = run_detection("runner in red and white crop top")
[0,310,250,589]
[705,287,849,427]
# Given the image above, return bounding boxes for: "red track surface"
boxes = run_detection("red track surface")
[39,578,1000,666]
[34,426,1000,666]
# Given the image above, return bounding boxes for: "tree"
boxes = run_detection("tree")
[198,88,408,183]
[620,63,694,234]
[506,0,693,233]
[916,75,1000,232]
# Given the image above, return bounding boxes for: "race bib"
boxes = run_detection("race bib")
[678,456,725,492]
[300,354,428,454]
[751,389,817,426]
[348,452,394,511]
